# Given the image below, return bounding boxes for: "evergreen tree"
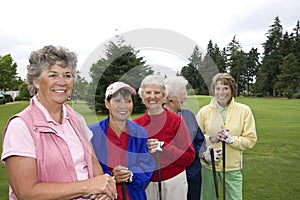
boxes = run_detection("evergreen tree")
[255,16,283,96]
[291,20,300,64]
[280,31,294,57]
[181,63,202,94]
[206,40,227,73]
[245,48,260,95]
[275,53,300,98]
[72,72,89,102]
[181,45,208,94]
[87,37,153,113]
[226,35,247,96]
[201,42,222,95]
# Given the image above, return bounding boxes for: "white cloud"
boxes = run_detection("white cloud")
[0,0,299,79]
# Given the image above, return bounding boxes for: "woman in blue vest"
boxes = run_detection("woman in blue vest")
[89,82,155,200]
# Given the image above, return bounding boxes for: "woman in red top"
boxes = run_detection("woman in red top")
[133,75,195,200]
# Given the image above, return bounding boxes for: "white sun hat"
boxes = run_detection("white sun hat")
[105,82,136,98]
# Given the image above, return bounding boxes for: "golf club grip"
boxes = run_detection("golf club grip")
[210,148,219,200]
[121,182,126,200]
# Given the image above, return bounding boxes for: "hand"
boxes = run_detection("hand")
[200,145,222,163]
[147,139,164,153]
[112,165,132,183]
[88,193,114,200]
[209,136,219,144]
[88,174,117,200]
[217,129,234,144]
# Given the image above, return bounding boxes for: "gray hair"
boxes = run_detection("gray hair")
[164,76,188,97]
[26,45,78,95]
[138,74,167,98]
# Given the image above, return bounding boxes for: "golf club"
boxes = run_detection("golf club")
[210,148,219,200]
[121,182,126,200]
[156,150,162,200]
[222,141,226,200]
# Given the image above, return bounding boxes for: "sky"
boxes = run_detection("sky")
[1,0,299,80]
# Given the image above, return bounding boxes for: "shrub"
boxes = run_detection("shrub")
[0,98,6,105]
[254,93,264,97]
[293,93,300,99]
[4,94,13,102]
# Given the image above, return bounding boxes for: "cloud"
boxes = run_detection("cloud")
[0,0,299,79]
[218,0,300,51]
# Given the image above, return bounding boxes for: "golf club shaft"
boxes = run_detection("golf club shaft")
[210,148,219,200]
[122,182,126,200]
[156,151,162,200]
[222,141,226,200]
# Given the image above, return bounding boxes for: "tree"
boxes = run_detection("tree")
[206,40,227,73]
[275,53,300,98]
[87,37,153,113]
[226,35,247,96]
[280,31,294,58]
[0,54,20,91]
[255,16,283,96]
[181,63,203,94]
[17,82,31,100]
[180,45,207,94]
[72,72,89,102]
[244,48,260,95]
[202,40,227,94]
[291,20,300,64]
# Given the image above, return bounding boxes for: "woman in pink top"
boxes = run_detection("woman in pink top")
[1,45,117,200]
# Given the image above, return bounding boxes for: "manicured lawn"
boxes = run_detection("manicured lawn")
[0,96,300,199]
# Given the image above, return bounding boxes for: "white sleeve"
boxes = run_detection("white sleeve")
[85,126,93,141]
[1,117,36,163]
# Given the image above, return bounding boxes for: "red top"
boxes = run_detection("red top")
[133,109,195,181]
[106,127,130,200]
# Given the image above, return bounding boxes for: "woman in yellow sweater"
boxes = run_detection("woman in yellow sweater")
[196,73,257,200]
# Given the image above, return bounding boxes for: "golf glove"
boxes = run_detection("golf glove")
[126,170,134,183]
[202,145,222,163]
[224,129,235,144]
[149,141,164,153]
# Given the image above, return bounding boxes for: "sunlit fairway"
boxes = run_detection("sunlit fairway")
[1,96,299,199]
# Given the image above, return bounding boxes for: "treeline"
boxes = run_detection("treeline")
[182,16,300,98]
[1,16,300,110]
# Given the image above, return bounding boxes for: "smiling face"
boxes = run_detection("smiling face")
[105,91,133,122]
[214,81,232,107]
[34,63,74,108]
[141,85,165,113]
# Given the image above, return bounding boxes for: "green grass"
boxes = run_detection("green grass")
[1,97,300,199]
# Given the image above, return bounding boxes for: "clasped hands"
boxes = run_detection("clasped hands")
[209,127,235,144]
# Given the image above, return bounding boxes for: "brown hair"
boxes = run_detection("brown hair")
[211,73,238,97]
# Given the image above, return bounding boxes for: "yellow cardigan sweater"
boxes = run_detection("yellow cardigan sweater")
[196,97,257,172]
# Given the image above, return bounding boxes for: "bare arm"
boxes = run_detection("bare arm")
[5,156,117,200]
